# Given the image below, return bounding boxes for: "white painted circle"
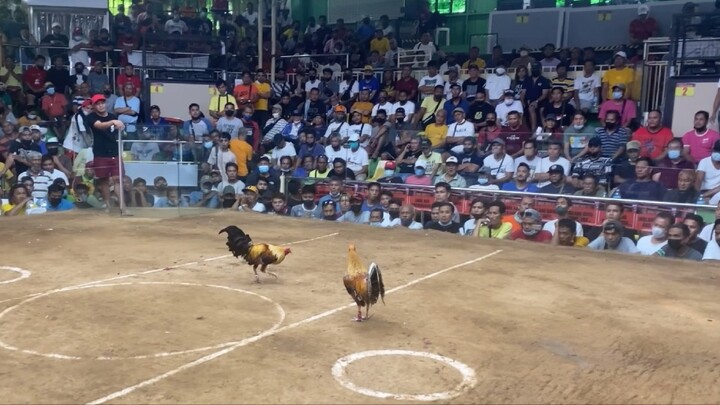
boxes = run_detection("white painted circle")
[0,266,31,285]
[0,281,285,360]
[331,349,477,401]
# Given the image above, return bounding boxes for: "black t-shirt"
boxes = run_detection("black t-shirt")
[87,112,120,157]
[462,77,487,102]
[424,221,462,234]
[398,150,422,173]
[541,101,576,127]
[306,100,327,121]
[9,140,41,175]
[468,102,494,124]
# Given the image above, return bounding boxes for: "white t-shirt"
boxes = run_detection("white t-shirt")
[216,117,243,139]
[219,179,246,195]
[636,235,667,255]
[413,42,437,58]
[338,80,359,100]
[130,141,160,161]
[574,74,601,102]
[325,145,348,163]
[208,148,238,182]
[372,102,396,117]
[485,74,512,101]
[418,74,445,99]
[68,37,90,66]
[305,79,321,93]
[45,169,69,185]
[240,202,266,212]
[271,143,297,163]
[699,223,715,242]
[242,11,258,25]
[345,147,369,173]
[347,123,372,143]
[495,100,524,126]
[446,120,475,141]
[389,218,424,230]
[698,157,720,191]
[393,101,416,118]
[542,219,584,236]
[483,154,515,179]
[536,156,571,187]
[324,121,348,138]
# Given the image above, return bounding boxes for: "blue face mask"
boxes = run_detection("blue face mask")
[712,152,720,162]
[203,141,213,149]
[258,165,270,174]
[348,141,359,150]
[243,113,253,120]
[47,88,56,95]
[384,169,395,178]
[414,168,425,176]
[667,150,680,160]
[612,91,623,100]
[478,177,489,185]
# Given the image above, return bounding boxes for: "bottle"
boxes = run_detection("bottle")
[602,190,608,198]
[611,188,622,199]
[696,195,705,206]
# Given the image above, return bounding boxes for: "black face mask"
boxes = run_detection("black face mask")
[309,75,317,80]
[343,74,352,80]
[396,117,404,123]
[531,69,541,77]
[222,198,235,208]
[302,200,314,209]
[667,239,683,250]
[350,203,362,213]
[323,215,336,221]
[225,110,235,117]
[605,122,616,130]
[388,210,400,220]
[486,120,496,126]
[103,90,112,96]
[47,147,59,156]
[472,213,485,220]
[364,74,373,79]
[433,95,443,101]
[49,197,62,206]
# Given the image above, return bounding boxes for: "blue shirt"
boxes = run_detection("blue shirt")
[501,182,539,193]
[46,199,74,211]
[443,99,471,124]
[358,77,380,101]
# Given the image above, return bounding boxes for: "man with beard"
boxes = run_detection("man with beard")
[321,199,339,221]
[289,184,322,219]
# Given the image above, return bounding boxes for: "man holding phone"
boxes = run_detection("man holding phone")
[86,93,125,211]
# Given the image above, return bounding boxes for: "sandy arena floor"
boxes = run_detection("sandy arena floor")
[0,210,718,404]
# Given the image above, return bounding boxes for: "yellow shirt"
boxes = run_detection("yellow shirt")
[476,222,513,239]
[253,82,271,112]
[229,139,253,177]
[601,67,634,99]
[0,65,22,87]
[420,96,443,122]
[424,124,448,147]
[308,169,329,179]
[370,38,390,55]
[208,93,238,114]
[462,58,486,70]
[1,202,23,215]
[0,162,13,191]
[573,236,590,247]
[351,101,374,123]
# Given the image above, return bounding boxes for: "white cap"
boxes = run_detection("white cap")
[51,22,61,28]
[614,51,627,59]
[638,4,649,15]
[46,137,59,144]
[29,124,41,131]
[415,160,427,169]
[445,156,459,164]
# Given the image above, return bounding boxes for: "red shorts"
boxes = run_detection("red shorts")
[92,156,123,179]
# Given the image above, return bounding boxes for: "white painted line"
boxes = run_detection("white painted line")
[0,232,339,306]
[331,350,477,401]
[86,249,502,405]
[0,266,31,285]
[0,282,286,361]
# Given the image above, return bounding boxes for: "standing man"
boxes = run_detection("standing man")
[86,94,125,210]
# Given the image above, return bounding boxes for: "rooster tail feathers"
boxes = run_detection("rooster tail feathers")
[219,225,253,258]
[368,262,385,305]
[219,225,249,239]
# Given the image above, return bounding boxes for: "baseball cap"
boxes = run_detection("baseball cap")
[614,51,628,59]
[602,219,625,234]
[626,141,641,151]
[420,138,432,148]
[44,82,54,89]
[638,4,649,15]
[222,185,237,196]
[46,137,59,144]
[548,164,565,174]
[395,107,405,114]
[363,65,373,71]
[445,156,459,164]
[544,113,557,121]
[29,124,41,131]
[491,138,506,146]
[588,137,602,147]
[334,105,347,113]
[384,161,396,170]
[51,22,61,28]
[415,160,427,169]
[612,83,626,91]
[272,103,282,111]
[19,126,30,133]
[522,208,542,222]
[452,107,465,115]
[81,99,92,108]
[242,186,259,194]
[503,89,515,97]
[199,175,212,185]
[91,94,106,104]
[291,109,302,116]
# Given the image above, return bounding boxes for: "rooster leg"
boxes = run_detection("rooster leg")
[352,306,363,322]
[252,265,261,283]
[364,305,372,321]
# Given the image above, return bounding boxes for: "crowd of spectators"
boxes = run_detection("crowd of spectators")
[1,2,720,263]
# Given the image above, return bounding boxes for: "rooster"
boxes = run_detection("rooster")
[343,244,385,322]
[218,225,292,283]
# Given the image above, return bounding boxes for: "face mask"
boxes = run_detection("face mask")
[554,206,569,216]
[302,200,314,209]
[309,75,317,80]
[667,239,683,250]
[414,168,425,176]
[651,226,666,239]
[323,215,336,221]
[504,98,514,106]
[573,124,584,130]
[47,88,56,95]
[343,74,352,80]
[712,152,720,162]
[48,147,59,156]
[486,120,496,126]
[668,150,681,160]
[222,198,235,208]
[243,114,252,120]
[522,228,540,237]
[272,112,280,119]
[472,213,485,220]
[612,91,623,100]
[364,74,373,79]
[203,141,213,149]
[388,210,400,220]
[103,90,112,96]
[349,141,359,150]
[370,221,384,228]
[434,95,443,101]
[531,69,541,77]
[350,203,362,213]
[495,67,506,75]
[27,114,37,119]
[605,122,616,130]
[520,50,529,57]
[225,110,235,117]
[383,169,395,178]
[258,165,270,174]
[478,177,489,185]
[75,68,84,73]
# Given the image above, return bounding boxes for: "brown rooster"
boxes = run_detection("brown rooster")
[343,244,385,322]
[219,225,291,283]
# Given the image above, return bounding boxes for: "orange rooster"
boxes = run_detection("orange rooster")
[343,244,385,322]
[219,225,291,283]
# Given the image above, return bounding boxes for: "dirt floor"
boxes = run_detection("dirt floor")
[0,210,719,404]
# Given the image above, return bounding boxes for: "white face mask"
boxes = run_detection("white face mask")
[573,124,584,130]
[651,226,666,239]
[272,112,280,119]
[520,50,529,57]
[496,67,506,75]
[504,98,514,106]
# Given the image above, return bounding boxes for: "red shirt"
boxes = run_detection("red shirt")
[655,157,696,189]
[510,229,553,243]
[117,73,142,93]
[631,126,673,160]
[23,66,47,92]
[500,125,531,156]
[394,77,419,100]
[629,17,658,42]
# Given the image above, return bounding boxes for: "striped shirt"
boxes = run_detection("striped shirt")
[18,170,52,199]
[595,127,629,158]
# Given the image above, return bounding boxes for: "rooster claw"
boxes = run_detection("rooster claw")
[351,317,364,322]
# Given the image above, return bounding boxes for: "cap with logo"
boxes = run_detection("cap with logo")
[522,208,542,222]
[242,186,259,194]
[626,141,641,151]
[548,164,565,174]
[445,156,459,164]
[222,186,237,196]
[415,160,427,169]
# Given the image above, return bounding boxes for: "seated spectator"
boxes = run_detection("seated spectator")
[361,182,383,212]
[495,90,523,127]
[1,184,32,216]
[585,202,638,242]
[502,163,538,192]
[571,137,613,188]
[423,202,462,234]
[290,184,322,219]
[390,204,424,230]
[377,161,403,184]
[654,223,703,261]
[308,155,331,179]
[514,139,542,180]
[615,157,666,201]
[128,177,154,207]
[612,141,642,185]
[571,60,600,113]
[587,220,639,254]
[417,139,443,177]
[655,138,695,189]
[564,112,595,159]
[664,169,700,204]
[345,136,369,180]
[483,139,514,186]
[154,188,190,208]
[368,208,389,228]
[636,212,674,255]
[329,158,356,180]
[337,193,369,224]
[594,111,629,160]
[188,176,219,208]
[17,151,51,200]
[542,197,584,236]
[599,85,636,128]
[540,162,575,195]
[462,198,486,236]
[699,202,720,242]
[433,156,466,188]
[697,139,720,204]
[631,110,673,160]
[510,208,552,243]
[541,87,575,128]
[500,111,530,158]
[453,137,483,184]
[552,218,590,247]
[574,174,604,197]
[703,218,720,260]
[130,132,160,161]
[235,185,266,213]
[293,155,315,178]
[683,213,707,254]
[469,167,500,190]
[320,199,338,221]
[245,156,280,192]
[270,134,297,168]
[405,160,432,186]
[423,108,448,151]
[681,110,720,163]
[298,132,325,162]
[72,183,103,209]
[472,200,512,239]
